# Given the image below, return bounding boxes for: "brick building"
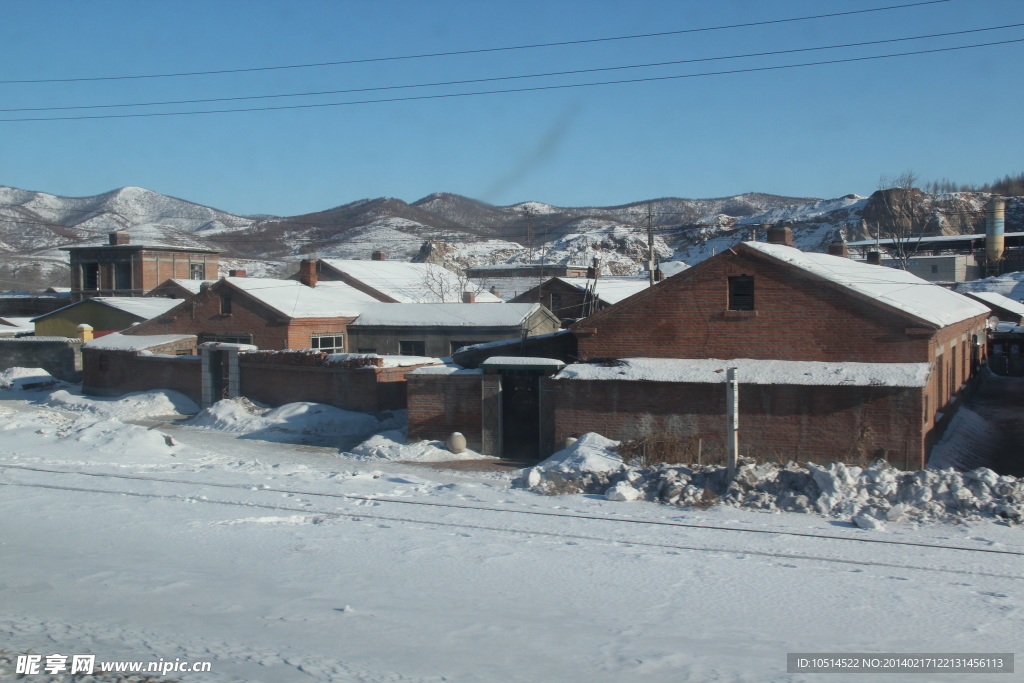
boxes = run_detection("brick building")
[510,276,649,324]
[122,269,377,350]
[63,232,219,301]
[408,234,991,467]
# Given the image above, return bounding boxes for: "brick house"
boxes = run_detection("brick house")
[63,232,219,301]
[121,268,377,350]
[408,232,991,467]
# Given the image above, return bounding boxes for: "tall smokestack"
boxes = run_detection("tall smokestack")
[986,196,1006,267]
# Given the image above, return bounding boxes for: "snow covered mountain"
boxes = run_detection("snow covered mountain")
[2,184,1020,289]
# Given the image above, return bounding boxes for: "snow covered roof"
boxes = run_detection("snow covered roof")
[225,277,378,319]
[321,259,500,303]
[847,231,1024,247]
[557,277,650,305]
[0,316,35,331]
[32,296,181,322]
[163,278,214,294]
[350,303,542,328]
[962,291,1024,318]
[83,331,197,351]
[554,357,932,388]
[739,242,990,328]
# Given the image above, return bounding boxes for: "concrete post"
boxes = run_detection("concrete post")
[726,367,738,480]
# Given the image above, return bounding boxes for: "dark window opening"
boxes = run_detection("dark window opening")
[399,340,426,356]
[311,334,345,353]
[451,341,483,355]
[115,262,132,290]
[728,276,754,310]
[930,264,939,274]
[199,332,253,345]
[82,263,99,290]
[219,294,232,315]
[190,263,205,280]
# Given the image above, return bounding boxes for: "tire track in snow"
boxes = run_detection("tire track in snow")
[1,461,1021,557]
[2,478,1022,582]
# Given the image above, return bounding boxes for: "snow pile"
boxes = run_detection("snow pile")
[0,367,63,390]
[348,430,489,461]
[523,435,1024,526]
[43,389,199,419]
[533,433,623,474]
[62,418,180,457]
[186,398,402,444]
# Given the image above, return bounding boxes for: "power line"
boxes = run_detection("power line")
[2,37,1019,123]
[0,0,954,85]
[4,23,1018,114]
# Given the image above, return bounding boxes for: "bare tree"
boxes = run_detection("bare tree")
[419,262,471,302]
[873,170,928,270]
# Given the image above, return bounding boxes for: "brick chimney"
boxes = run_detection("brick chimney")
[462,291,476,303]
[586,258,601,279]
[766,225,793,247]
[299,259,318,287]
[109,231,130,245]
[489,285,500,298]
[827,240,849,258]
[228,269,246,278]
[654,269,665,281]
[866,251,882,265]
[371,251,386,261]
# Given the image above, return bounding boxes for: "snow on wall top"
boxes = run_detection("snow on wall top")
[324,353,444,368]
[84,331,197,351]
[963,290,1024,318]
[322,259,496,303]
[480,356,565,368]
[554,357,933,388]
[557,277,650,305]
[350,303,541,328]
[741,242,990,328]
[226,277,377,319]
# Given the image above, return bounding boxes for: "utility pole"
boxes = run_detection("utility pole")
[726,367,739,481]
[647,203,656,286]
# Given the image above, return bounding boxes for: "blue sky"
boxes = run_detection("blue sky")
[1,0,1022,216]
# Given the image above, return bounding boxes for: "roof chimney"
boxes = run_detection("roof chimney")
[654,269,665,281]
[109,231,130,245]
[827,240,849,258]
[371,250,386,261]
[228,269,246,278]
[586,258,601,279]
[766,225,793,247]
[866,251,882,265]
[299,259,318,288]
[462,291,476,303]
[489,285,500,298]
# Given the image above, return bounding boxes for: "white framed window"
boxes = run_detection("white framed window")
[311,333,345,353]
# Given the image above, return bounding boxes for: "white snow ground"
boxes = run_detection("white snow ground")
[1,376,1022,682]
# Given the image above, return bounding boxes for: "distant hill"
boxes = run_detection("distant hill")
[1,184,1019,289]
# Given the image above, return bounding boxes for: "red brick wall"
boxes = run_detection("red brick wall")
[550,377,928,468]
[82,349,202,404]
[407,373,483,449]
[237,362,415,412]
[124,281,355,350]
[574,249,986,365]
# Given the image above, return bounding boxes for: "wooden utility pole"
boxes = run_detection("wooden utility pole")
[726,367,739,481]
